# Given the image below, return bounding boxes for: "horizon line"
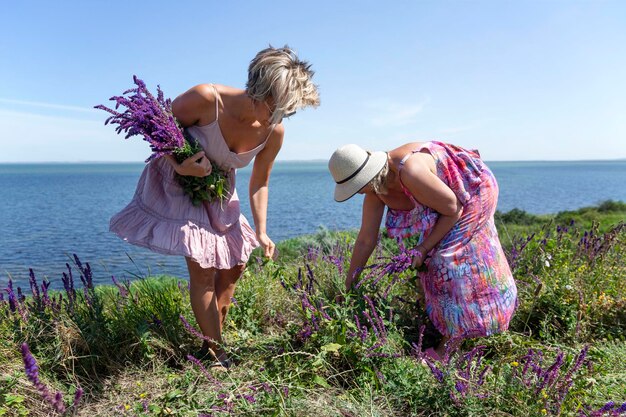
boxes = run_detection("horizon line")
[1,158,626,164]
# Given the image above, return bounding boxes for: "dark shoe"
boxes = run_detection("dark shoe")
[208,358,231,371]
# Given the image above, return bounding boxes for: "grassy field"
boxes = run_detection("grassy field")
[1,202,625,416]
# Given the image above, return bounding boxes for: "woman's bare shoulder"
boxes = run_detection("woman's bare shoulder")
[171,84,219,126]
[389,142,436,174]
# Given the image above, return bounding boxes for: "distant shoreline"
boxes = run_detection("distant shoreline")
[1,159,626,165]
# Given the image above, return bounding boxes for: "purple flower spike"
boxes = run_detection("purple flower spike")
[21,343,67,413]
[95,76,185,161]
[187,355,222,386]
[179,315,213,343]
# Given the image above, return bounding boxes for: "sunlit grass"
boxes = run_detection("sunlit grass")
[1,202,624,416]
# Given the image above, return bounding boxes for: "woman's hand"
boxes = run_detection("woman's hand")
[411,244,427,269]
[168,151,212,177]
[257,232,277,260]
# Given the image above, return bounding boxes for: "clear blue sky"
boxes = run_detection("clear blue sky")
[1,0,625,162]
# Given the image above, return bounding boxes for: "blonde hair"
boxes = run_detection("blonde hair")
[369,156,389,195]
[246,45,320,124]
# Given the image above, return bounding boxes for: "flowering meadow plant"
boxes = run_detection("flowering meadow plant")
[1,209,625,415]
[95,76,229,206]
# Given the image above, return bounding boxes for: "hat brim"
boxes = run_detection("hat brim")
[334,151,388,202]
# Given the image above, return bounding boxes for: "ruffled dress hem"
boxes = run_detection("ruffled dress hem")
[110,200,259,270]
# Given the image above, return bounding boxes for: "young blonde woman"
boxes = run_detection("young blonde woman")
[328,141,517,360]
[111,46,320,367]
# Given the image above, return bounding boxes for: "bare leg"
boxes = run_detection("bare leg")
[435,335,464,359]
[434,336,450,358]
[215,264,246,330]
[185,257,225,360]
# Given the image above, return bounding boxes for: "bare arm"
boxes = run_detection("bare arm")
[171,84,216,127]
[400,157,463,265]
[346,192,385,290]
[165,84,217,177]
[249,124,284,258]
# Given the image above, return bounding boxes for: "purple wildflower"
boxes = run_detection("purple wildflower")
[5,278,27,320]
[28,269,41,309]
[241,393,256,404]
[455,380,467,395]
[476,365,491,386]
[425,359,445,383]
[73,254,93,290]
[179,315,213,343]
[95,75,185,161]
[21,343,68,413]
[186,355,222,386]
[72,389,84,414]
[111,276,129,298]
[299,324,313,340]
[5,278,17,313]
[536,351,564,394]
[62,263,77,311]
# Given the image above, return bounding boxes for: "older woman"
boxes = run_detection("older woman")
[111,46,319,367]
[328,141,517,360]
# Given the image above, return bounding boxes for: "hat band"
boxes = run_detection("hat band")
[336,153,370,184]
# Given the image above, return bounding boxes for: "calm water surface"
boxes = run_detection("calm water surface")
[1,160,625,289]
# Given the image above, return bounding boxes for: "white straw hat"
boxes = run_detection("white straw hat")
[328,144,388,202]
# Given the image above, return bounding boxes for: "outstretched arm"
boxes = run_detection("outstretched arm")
[346,193,385,291]
[400,158,463,266]
[249,125,285,259]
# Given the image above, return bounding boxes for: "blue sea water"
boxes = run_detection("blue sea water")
[1,160,625,289]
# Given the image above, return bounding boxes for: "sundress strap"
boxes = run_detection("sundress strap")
[211,85,220,121]
[397,150,422,207]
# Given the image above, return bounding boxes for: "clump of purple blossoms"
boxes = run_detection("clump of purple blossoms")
[580,401,626,416]
[280,266,332,340]
[95,75,184,162]
[347,294,401,359]
[357,245,423,298]
[95,76,230,206]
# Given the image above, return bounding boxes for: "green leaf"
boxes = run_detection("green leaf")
[165,389,183,400]
[321,343,342,353]
[4,394,24,406]
[313,375,331,388]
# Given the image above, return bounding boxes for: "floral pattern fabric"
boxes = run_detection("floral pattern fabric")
[385,141,518,338]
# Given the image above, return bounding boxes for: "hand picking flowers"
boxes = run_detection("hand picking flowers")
[95,76,229,206]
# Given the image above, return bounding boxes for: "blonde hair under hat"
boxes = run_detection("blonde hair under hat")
[328,144,388,202]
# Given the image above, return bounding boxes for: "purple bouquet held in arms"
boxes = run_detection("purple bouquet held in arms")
[95,75,229,206]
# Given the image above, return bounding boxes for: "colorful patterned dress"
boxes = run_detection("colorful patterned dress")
[385,141,517,338]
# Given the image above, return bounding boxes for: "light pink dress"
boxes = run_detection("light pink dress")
[110,86,265,269]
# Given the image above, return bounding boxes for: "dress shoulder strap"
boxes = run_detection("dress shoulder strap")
[397,150,421,205]
[211,84,220,121]
[263,123,276,142]
[398,150,420,173]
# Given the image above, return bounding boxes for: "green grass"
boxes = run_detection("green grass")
[1,201,625,416]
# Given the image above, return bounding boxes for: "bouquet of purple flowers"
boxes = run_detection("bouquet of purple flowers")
[95,76,229,206]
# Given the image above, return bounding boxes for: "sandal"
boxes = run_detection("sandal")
[209,357,231,371]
